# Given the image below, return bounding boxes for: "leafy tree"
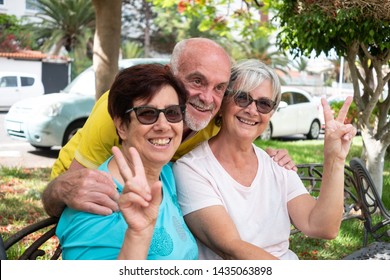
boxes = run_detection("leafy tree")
[0,14,35,52]
[145,0,276,62]
[152,0,280,60]
[151,0,243,55]
[122,0,156,57]
[153,0,274,41]
[152,3,221,45]
[122,0,185,56]
[274,0,390,197]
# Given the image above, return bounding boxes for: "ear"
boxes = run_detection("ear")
[113,117,129,141]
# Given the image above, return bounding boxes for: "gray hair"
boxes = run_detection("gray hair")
[227,59,281,109]
[170,40,186,75]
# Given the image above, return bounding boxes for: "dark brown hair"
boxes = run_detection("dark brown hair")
[108,63,188,122]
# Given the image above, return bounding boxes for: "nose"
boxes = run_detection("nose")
[244,100,258,114]
[153,112,170,128]
[198,86,214,105]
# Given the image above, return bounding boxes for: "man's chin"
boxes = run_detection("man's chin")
[184,113,212,131]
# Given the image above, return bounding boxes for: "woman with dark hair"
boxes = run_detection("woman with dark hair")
[56,64,198,260]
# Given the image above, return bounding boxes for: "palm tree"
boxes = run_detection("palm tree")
[290,56,309,72]
[28,0,95,59]
[121,41,144,58]
[234,36,290,84]
[238,37,289,66]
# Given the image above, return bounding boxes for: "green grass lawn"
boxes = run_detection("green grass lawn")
[1,136,389,259]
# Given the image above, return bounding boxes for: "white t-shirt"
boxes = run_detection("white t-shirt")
[173,141,308,260]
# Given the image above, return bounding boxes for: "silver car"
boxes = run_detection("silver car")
[4,58,169,149]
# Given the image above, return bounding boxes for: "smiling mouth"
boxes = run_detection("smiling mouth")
[237,116,258,126]
[189,102,213,113]
[149,138,172,146]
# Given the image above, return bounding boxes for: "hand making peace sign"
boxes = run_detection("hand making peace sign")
[321,96,357,161]
[112,146,162,233]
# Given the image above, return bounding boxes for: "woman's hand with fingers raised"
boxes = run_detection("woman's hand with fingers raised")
[112,146,162,233]
[321,96,357,161]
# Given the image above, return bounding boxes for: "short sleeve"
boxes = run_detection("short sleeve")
[75,91,121,169]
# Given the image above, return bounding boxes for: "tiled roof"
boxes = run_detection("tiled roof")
[0,50,71,62]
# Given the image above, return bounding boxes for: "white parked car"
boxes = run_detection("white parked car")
[4,58,170,150]
[260,86,321,140]
[0,72,44,111]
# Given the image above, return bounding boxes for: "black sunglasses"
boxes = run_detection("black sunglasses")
[125,105,185,125]
[233,91,276,114]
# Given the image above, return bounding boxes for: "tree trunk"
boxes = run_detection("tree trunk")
[92,0,122,100]
[143,0,151,57]
[346,42,390,198]
[361,129,386,197]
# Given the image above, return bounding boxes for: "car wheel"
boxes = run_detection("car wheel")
[62,120,86,146]
[31,144,52,151]
[259,123,272,140]
[307,121,320,139]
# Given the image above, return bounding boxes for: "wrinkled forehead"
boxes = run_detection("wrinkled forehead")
[178,51,231,83]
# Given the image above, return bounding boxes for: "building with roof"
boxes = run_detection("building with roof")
[0,0,70,93]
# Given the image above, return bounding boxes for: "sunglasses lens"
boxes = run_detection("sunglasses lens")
[164,105,184,123]
[233,91,275,114]
[132,105,184,124]
[234,92,251,108]
[256,99,274,114]
[136,107,159,124]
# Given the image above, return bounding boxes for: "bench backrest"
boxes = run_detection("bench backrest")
[349,157,390,246]
[296,162,363,221]
[1,217,61,260]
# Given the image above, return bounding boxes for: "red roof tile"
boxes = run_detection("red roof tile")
[0,51,71,62]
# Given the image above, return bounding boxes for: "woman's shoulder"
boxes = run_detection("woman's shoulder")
[254,144,297,175]
[176,140,210,162]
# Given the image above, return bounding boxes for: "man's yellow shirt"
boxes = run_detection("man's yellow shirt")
[51,90,220,179]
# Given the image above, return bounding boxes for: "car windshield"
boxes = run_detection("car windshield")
[61,68,95,96]
[60,58,170,96]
